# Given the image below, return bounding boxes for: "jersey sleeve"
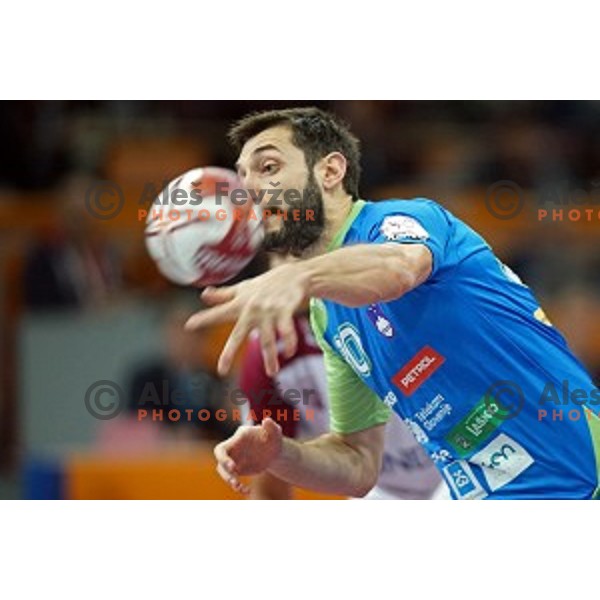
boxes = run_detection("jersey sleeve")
[366,199,453,280]
[309,299,391,434]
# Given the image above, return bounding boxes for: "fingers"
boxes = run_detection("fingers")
[217,316,250,376]
[185,301,239,331]
[214,441,250,495]
[259,320,279,377]
[262,417,282,439]
[201,285,236,307]
[216,462,249,495]
[276,312,298,359]
[236,480,251,495]
[214,441,237,473]
[217,310,295,377]
[216,463,250,495]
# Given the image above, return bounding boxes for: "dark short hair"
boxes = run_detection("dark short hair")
[228,107,361,200]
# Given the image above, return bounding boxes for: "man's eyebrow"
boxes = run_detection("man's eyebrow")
[235,144,282,171]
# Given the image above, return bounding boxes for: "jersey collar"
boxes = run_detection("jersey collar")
[326,199,366,252]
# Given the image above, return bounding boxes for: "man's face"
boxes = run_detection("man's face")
[236,125,326,256]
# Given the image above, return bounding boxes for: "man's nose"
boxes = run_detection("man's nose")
[240,174,265,203]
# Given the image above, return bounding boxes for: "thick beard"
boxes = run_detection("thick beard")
[262,172,326,257]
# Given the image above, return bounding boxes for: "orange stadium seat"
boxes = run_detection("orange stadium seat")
[66,447,345,500]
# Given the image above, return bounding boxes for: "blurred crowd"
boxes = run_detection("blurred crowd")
[1,101,599,487]
[5,100,600,191]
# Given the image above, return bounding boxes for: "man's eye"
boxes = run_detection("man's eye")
[262,163,278,175]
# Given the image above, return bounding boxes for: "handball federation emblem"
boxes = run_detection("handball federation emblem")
[366,304,395,337]
[380,215,429,241]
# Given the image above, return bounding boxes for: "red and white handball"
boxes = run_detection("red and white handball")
[145,167,263,287]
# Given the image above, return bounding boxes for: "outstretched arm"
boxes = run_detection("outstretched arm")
[301,242,431,307]
[186,243,431,375]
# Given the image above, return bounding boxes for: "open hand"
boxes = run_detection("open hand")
[185,262,310,376]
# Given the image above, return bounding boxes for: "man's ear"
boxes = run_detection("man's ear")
[316,152,347,192]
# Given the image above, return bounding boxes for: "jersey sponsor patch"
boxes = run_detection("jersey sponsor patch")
[443,460,487,499]
[383,390,398,408]
[366,304,395,338]
[392,346,445,396]
[380,215,429,242]
[469,433,534,491]
[333,322,372,378]
[430,448,453,464]
[444,395,508,457]
[414,393,453,432]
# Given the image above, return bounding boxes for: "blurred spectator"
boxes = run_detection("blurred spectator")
[123,306,233,441]
[22,175,122,310]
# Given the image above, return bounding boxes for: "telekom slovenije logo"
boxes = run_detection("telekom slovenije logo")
[392,346,445,396]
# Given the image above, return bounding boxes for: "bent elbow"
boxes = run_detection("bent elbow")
[381,245,431,300]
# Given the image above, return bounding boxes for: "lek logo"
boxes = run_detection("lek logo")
[366,304,395,338]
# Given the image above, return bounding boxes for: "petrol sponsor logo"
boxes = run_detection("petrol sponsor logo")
[392,346,445,396]
[470,434,534,491]
[414,393,452,431]
[380,215,429,241]
[445,395,510,457]
[443,461,487,500]
[366,304,395,338]
[333,322,372,378]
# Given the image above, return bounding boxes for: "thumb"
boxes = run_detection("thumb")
[261,417,282,439]
[201,285,236,306]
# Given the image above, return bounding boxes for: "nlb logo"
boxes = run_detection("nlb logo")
[392,346,445,396]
